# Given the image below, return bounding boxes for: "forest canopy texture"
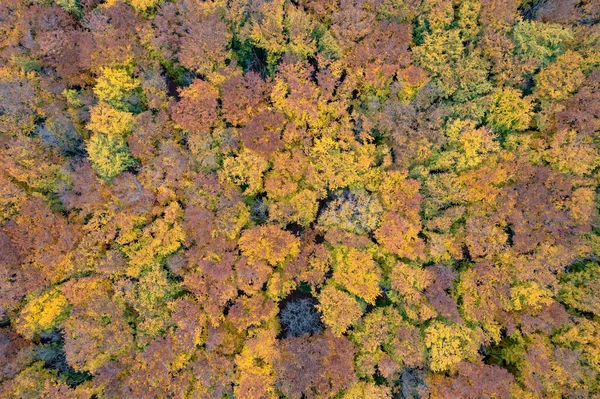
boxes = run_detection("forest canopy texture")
[0,0,599,397]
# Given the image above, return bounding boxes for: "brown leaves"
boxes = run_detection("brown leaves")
[172,79,219,134]
[275,331,356,399]
[239,110,286,159]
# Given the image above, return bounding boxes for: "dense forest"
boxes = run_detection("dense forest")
[0,0,599,397]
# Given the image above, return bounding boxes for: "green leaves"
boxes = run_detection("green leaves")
[87,134,136,180]
[512,20,573,67]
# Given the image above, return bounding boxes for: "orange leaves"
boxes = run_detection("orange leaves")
[171,79,219,134]
[3,0,600,396]
[375,211,425,260]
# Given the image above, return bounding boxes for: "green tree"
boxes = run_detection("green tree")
[487,87,533,132]
[87,134,136,180]
[512,20,573,67]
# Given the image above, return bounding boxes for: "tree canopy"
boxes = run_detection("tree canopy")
[0,0,599,397]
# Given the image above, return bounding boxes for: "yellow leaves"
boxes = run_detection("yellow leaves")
[87,62,140,179]
[426,232,464,263]
[455,264,510,343]
[3,362,57,399]
[1,136,68,195]
[316,285,364,336]
[238,225,300,267]
[93,64,140,111]
[221,148,270,195]
[488,87,533,133]
[442,119,500,171]
[543,130,600,177]
[213,201,251,240]
[424,321,480,372]
[87,103,136,137]
[376,170,422,220]
[249,0,286,55]
[509,282,553,313]
[234,325,280,399]
[553,318,600,373]
[87,134,136,180]
[512,20,573,67]
[278,188,320,226]
[421,0,454,32]
[285,4,317,58]
[387,261,436,321]
[332,246,381,304]
[390,261,432,295]
[535,51,584,103]
[127,266,175,337]
[310,136,378,191]
[558,262,600,316]
[412,30,464,76]
[343,381,392,399]
[15,288,70,339]
[456,0,481,42]
[118,202,186,276]
[127,0,162,12]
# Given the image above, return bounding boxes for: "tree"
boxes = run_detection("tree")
[535,50,584,103]
[435,119,500,171]
[87,103,136,137]
[316,284,363,336]
[221,148,269,196]
[235,257,271,295]
[238,225,300,267]
[93,64,141,112]
[171,79,219,134]
[87,133,136,180]
[512,20,573,67]
[558,262,600,317]
[375,211,425,260]
[343,381,392,399]
[239,110,286,159]
[62,279,134,373]
[178,7,231,77]
[2,0,600,395]
[318,189,383,235]
[427,361,514,398]
[487,87,533,132]
[0,67,38,137]
[227,293,278,332]
[14,288,70,339]
[424,321,481,372]
[275,331,356,399]
[331,246,381,305]
[387,261,437,322]
[279,297,323,337]
[220,71,268,126]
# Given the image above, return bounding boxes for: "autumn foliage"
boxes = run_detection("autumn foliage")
[0,0,599,397]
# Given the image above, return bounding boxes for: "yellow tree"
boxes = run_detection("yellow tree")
[424,321,481,372]
[238,225,300,267]
[14,288,70,339]
[331,246,381,305]
[316,284,364,336]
